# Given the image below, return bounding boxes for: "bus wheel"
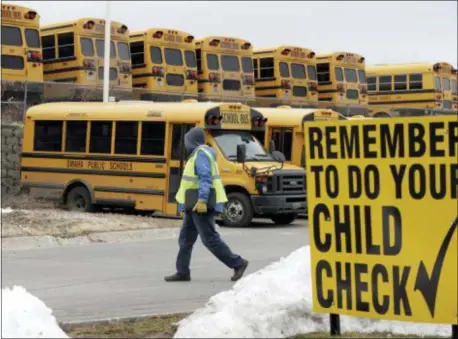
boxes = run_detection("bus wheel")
[271,214,297,225]
[222,192,253,227]
[66,187,95,213]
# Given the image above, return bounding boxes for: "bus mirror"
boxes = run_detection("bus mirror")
[269,140,276,153]
[272,151,286,163]
[237,144,247,163]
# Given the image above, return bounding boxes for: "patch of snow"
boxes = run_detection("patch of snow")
[174,246,451,338]
[1,286,69,338]
[1,207,14,214]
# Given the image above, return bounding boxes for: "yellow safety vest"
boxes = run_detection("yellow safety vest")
[175,146,228,205]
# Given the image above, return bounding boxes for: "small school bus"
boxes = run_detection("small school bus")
[195,36,255,104]
[129,28,198,102]
[315,51,369,116]
[253,106,346,168]
[366,62,457,117]
[1,3,43,102]
[253,45,318,107]
[40,18,132,101]
[21,101,307,227]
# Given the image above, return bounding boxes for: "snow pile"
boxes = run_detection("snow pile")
[1,207,14,214]
[174,246,451,338]
[1,286,69,338]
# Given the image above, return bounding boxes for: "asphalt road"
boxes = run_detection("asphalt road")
[2,219,309,323]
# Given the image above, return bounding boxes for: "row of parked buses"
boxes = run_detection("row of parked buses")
[1,3,457,117]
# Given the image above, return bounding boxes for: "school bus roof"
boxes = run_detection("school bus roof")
[254,45,315,55]
[25,102,250,122]
[41,17,127,32]
[254,107,345,127]
[2,3,40,25]
[366,62,455,75]
[316,51,364,60]
[2,2,37,14]
[196,36,252,44]
[129,27,194,38]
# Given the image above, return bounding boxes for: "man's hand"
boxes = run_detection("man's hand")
[192,200,207,214]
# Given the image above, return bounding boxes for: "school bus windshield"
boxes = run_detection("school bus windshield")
[211,130,273,161]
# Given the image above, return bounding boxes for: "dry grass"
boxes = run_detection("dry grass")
[1,208,181,238]
[62,313,188,338]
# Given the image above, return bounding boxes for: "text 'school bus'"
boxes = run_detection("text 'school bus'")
[129,28,198,102]
[252,106,346,216]
[253,46,318,107]
[21,101,307,227]
[315,52,369,117]
[195,36,256,104]
[40,18,132,101]
[1,3,43,102]
[366,62,457,117]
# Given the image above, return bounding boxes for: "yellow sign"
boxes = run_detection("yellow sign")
[304,116,458,325]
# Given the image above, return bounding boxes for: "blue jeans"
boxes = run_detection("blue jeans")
[176,211,244,276]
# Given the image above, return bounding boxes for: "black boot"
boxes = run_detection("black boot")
[231,259,249,282]
[164,273,191,282]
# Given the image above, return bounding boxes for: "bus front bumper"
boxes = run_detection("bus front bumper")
[251,194,307,216]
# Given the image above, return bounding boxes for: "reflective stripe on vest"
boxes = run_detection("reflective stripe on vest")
[175,146,228,204]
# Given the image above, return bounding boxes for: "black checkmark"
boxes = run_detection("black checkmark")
[414,217,458,317]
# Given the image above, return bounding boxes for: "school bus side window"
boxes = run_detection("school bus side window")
[279,62,290,78]
[115,121,138,155]
[130,41,144,66]
[1,26,22,46]
[394,75,407,91]
[196,49,202,72]
[141,121,166,156]
[379,75,392,91]
[42,35,56,60]
[271,128,293,161]
[150,47,163,64]
[185,50,197,68]
[409,73,423,90]
[335,67,344,82]
[171,124,195,160]
[259,58,274,79]
[34,121,63,152]
[66,121,87,153]
[253,59,259,79]
[367,77,376,92]
[58,33,74,59]
[89,121,112,154]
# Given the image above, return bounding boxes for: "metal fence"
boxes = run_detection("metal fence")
[1,80,456,123]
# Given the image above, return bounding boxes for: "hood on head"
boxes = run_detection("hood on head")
[185,127,205,154]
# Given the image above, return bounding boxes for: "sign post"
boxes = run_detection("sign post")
[304,116,458,337]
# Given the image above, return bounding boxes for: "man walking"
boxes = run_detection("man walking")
[165,127,249,282]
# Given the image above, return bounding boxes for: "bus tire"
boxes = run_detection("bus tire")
[66,186,95,213]
[222,192,253,227]
[271,214,297,225]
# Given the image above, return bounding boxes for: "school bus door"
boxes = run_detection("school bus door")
[164,123,195,216]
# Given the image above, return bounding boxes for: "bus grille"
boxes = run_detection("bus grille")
[267,171,306,194]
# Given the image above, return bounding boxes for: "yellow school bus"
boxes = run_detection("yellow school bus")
[253,106,346,168]
[40,18,132,100]
[253,45,318,107]
[315,51,369,116]
[129,28,198,102]
[1,3,43,102]
[195,36,255,104]
[366,62,456,117]
[21,101,307,227]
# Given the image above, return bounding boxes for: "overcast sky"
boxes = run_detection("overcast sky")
[10,0,457,67]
